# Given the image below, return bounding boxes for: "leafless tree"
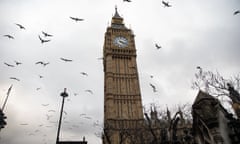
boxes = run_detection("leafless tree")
[192,67,240,98]
[191,67,240,116]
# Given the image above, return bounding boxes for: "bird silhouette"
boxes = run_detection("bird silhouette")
[10,77,20,81]
[123,0,131,2]
[3,35,14,39]
[36,87,41,91]
[15,23,25,29]
[41,104,49,106]
[162,1,171,7]
[42,31,53,37]
[70,16,84,22]
[14,61,22,65]
[85,89,93,94]
[35,61,44,65]
[38,35,50,43]
[149,83,157,92]
[196,66,201,70]
[233,10,240,15]
[35,61,49,66]
[4,62,15,67]
[20,123,28,125]
[155,43,162,49]
[60,57,73,62]
[39,75,43,78]
[80,113,86,117]
[83,116,92,120]
[80,72,88,76]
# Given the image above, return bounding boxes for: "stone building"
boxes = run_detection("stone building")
[103,7,144,144]
[192,90,240,144]
[102,8,240,144]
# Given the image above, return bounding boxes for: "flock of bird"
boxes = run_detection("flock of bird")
[1,1,239,143]
[1,13,99,143]
[3,17,84,42]
[17,102,102,143]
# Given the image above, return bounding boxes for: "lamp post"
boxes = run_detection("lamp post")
[56,88,68,144]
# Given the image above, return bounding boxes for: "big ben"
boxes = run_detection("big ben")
[103,8,144,144]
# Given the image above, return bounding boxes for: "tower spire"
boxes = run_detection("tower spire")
[113,5,121,18]
[111,7,125,28]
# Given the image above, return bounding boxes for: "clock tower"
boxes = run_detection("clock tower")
[103,8,144,144]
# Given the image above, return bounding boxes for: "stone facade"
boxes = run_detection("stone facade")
[103,8,144,144]
[102,9,240,144]
[192,91,240,144]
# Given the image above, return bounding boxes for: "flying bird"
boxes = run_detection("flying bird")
[36,87,41,91]
[38,35,50,43]
[3,35,14,39]
[35,61,49,66]
[35,61,44,65]
[41,104,49,106]
[196,66,202,70]
[80,113,86,117]
[123,0,131,2]
[4,62,15,67]
[15,23,25,29]
[14,60,22,65]
[10,77,20,81]
[85,89,93,94]
[42,31,53,37]
[162,1,171,7]
[233,10,240,15]
[39,75,43,78]
[80,72,88,76]
[149,83,157,92]
[83,116,92,120]
[60,57,73,62]
[70,16,84,22]
[20,123,28,125]
[155,43,162,49]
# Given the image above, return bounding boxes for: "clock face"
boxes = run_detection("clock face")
[113,36,128,48]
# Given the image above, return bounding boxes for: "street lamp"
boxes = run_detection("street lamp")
[56,88,69,144]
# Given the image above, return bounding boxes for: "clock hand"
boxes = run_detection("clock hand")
[119,40,126,45]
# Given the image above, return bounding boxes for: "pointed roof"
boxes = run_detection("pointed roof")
[193,90,218,105]
[113,6,122,19]
[111,6,126,29]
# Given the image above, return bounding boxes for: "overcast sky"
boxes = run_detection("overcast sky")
[0,0,240,144]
